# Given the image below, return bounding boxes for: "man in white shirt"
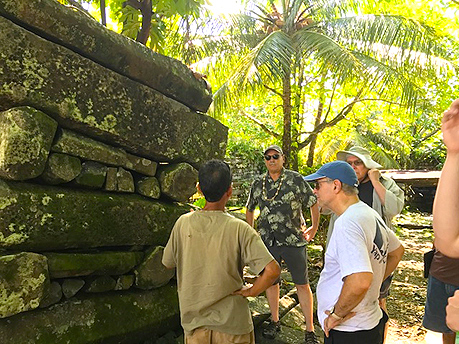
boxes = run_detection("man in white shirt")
[304,161,404,344]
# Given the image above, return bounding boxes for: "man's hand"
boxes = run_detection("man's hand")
[368,169,381,183]
[323,310,355,337]
[442,99,459,153]
[302,225,318,242]
[232,285,254,298]
[446,290,459,332]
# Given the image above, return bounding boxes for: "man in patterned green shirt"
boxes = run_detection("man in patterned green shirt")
[246,145,320,344]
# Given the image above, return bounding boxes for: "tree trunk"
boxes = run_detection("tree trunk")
[100,0,106,26]
[282,72,292,168]
[136,0,152,45]
[307,100,324,167]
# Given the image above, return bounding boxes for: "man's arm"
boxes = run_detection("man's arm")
[233,260,280,297]
[246,210,255,227]
[323,272,373,337]
[383,244,404,280]
[433,99,459,257]
[303,203,320,241]
[368,169,387,204]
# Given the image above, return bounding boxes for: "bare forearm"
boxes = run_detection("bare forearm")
[433,152,459,257]
[234,260,280,297]
[249,260,280,296]
[310,203,320,229]
[333,272,372,317]
[372,180,387,206]
[246,210,255,227]
[384,245,404,280]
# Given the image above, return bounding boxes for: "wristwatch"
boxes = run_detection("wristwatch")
[329,306,344,321]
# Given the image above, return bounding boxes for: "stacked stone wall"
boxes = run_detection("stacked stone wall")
[0,1,228,343]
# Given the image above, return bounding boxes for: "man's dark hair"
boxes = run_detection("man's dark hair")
[199,160,232,202]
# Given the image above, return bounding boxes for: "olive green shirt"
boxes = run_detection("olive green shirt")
[162,210,274,335]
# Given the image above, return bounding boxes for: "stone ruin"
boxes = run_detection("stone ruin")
[0,0,228,342]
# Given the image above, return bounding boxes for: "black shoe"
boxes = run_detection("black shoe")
[305,331,319,344]
[262,320,281,339]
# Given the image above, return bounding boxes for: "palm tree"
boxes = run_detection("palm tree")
[212,0,455,170]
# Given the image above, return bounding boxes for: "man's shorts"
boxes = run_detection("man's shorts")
[423,275,459,334]
[325,309,388,344]
[185,328,255,344]
[267,242,309,285]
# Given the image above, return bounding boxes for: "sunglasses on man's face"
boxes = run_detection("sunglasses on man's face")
[264,154,280,161]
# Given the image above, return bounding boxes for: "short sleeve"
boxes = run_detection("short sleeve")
[240,224,274,275]
[162,221,178,268]
[387,228,401,253]
[300,177,317,211]
[245,180,258,211]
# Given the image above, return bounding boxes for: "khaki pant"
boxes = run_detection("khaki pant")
[185,328,255,344]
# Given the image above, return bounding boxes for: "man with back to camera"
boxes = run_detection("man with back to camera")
[245,145,320,343]
[162,159,280,344]
[304,161,404,344]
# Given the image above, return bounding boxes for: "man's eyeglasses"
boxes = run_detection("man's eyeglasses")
[264,154,280,161]
[347,160,363,167]
[314,179,333,190]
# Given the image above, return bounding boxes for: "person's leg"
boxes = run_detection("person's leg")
[442,332,456,344]
[265,283,280,322]
[282,245,314,330]
[296,283,314,332]
[262,242,282,339]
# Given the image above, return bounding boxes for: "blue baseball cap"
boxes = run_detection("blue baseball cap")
[304,161,358,187]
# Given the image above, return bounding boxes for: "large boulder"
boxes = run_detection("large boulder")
[0,285,180,344]
[0,179,188,251]
[0,252,50,318]
[0,107,57,180]
[0,0,212,113]
[0,16,227,166]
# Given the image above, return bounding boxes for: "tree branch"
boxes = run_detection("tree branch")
[238,108,280,139]
[298,96,403,149]
[263,84,283,98]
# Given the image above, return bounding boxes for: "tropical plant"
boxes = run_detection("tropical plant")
[209,0,457,170]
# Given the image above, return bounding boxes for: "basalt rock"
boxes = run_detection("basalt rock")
[0,106,57,181]
[0,16,227,166]
[158,163,198,202]
[0,252,50,318]
[40,152,82,184]
[0,0,212,113]
[0,285,180,343]
[44,251,144,279]
[0,179,189,251]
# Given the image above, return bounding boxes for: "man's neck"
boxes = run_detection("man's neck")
[268,168,283,181]
[203,200,226,211]
[331,195,360,216]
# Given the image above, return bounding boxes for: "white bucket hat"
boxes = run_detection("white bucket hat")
[336,146,383,169]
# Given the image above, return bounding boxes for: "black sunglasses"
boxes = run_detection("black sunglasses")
[264,154,280,161]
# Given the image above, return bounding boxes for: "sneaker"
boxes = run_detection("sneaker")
[305,331,319,344]
[262,320,281,339]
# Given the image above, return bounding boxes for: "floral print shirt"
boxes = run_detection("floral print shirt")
[246,168,317,247]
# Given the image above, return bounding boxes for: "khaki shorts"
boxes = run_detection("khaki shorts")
[185,328,255,344]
